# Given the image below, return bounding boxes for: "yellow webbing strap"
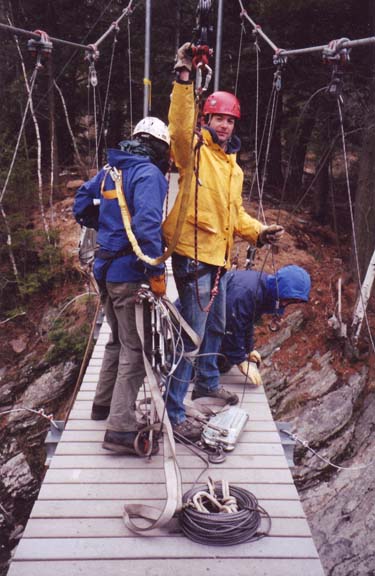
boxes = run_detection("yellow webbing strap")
[110,105,199,266]
[101,189,117,200]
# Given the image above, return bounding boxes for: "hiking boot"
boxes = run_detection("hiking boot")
[172,419,203,442]
[102,430,159,456]
[191,386,239,405]
[91,403,110,421]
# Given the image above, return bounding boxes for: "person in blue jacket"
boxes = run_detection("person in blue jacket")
[220,265,311,385]
[73,117,170,455]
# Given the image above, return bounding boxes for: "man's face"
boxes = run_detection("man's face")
[209,114,235,145]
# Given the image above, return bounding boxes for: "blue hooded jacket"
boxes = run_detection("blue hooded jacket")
[221,265,311,365]
[73,148,167,283]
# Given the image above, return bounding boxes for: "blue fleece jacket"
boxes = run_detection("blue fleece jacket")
[73,148,167,283]
[221,265,311,365]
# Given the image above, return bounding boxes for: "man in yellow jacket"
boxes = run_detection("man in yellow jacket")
[163,44,284,441]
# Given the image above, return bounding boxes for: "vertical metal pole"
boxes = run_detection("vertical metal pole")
[214,0,224,91]
[143,0,151,117]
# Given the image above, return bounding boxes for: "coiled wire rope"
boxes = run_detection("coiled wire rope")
[180,479,271,546]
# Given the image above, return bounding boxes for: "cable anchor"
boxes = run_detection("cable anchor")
[27,30,53,68]
[272,50,287,92]
[323,38,351,101]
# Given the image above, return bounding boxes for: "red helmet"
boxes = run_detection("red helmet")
[203,91,241,119]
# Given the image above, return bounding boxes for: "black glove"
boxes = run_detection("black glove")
[258,224,285,246]
[174,42,193,72]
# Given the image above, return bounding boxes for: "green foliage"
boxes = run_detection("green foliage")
[46,322,90,365]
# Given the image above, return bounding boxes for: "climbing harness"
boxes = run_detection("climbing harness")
[180,478,271,545]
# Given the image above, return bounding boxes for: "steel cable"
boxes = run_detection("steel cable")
[180,482,271,546]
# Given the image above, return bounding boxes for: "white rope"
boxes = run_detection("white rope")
[337,98,375,354]
[284,429,375,472]
[0,407,60,429]
[0,66,39,204]
[97,32,118,153]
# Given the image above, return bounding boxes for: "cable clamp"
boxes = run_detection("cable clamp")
[322,38,351,64]
[28,30,53,68]
[273,49,288,68]
[85,44,100,61]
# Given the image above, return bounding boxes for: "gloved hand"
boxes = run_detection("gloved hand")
[149,274,166,298]
[238,360,263,387]
[258,224,285,246]
[248,350,262,366]
[174,42,193,72]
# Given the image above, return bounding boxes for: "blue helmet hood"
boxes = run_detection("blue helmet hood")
[267,265,311,306]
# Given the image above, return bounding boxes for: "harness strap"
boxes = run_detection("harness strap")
[123,301,182,532]
[94,245,134,292]
[123,297,201,532]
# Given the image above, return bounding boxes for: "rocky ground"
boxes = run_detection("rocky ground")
[0,192,374,575]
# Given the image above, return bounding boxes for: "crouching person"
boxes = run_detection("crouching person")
[220,265,311,386]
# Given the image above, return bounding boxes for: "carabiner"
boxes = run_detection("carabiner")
[269,315,281,332]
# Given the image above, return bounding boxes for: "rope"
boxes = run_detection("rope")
[97,31,119,154]
[0,64,39,204]
[234,14,245,96]
[0,407,60,429]
[336,99,375,354]
[283,429,375,472]
[180,480,271,545]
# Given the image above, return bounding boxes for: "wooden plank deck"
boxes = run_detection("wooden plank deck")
[8,317,326,576]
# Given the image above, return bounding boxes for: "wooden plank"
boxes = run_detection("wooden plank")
[54,441,285,456]
[13,536,320,560]
[41,466,292,486]
[7,558,326,576]
[49,453,289,470]
[44,456,292,485]
[64,418,278,433]
[23,515,311,538]
[68,402,273,421]
[30,498,304,520]
[31,484,303,518]
[76,387,269,403]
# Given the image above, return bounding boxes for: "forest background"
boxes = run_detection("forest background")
[1,1,375,575]
[0,0,375,305]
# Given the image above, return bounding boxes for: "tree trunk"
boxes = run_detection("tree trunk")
[351,0,375,280]
[286,114,315,201]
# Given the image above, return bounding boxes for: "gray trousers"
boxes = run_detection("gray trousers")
[94,282,151,432]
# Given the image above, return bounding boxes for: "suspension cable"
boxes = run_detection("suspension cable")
[234,13,245,96]
[237,0,279,53]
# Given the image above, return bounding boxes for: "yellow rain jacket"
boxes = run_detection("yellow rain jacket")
[163,81,264,270]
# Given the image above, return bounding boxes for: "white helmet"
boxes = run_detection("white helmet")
[132,116,170,146]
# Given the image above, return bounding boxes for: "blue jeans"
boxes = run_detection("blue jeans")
[166,254,227,424]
